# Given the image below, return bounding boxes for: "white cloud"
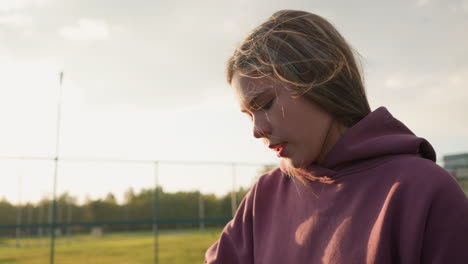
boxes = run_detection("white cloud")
[0,56,63,159]
[453,0,468,12]
[0,0,49,12]
[0,13,33,27]
[384,77,402,90]
[383,73,433,91]
[463,0,468,11]
[416,0,431,7]
[379,70,468,135]
[58,19,110,41]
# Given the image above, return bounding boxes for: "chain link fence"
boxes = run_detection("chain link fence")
[0,157,274,264]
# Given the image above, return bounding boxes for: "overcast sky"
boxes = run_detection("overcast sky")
[1,0,467,203]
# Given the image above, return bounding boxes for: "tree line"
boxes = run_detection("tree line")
[0,186,251,236]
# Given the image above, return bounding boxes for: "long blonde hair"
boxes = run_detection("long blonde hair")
[227,10,371,127]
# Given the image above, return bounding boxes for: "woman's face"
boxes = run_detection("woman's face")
[232,72,335,168]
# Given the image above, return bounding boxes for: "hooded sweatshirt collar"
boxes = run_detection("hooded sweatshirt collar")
[280,107,436,182]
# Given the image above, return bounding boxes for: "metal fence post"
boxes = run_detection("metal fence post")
[198,191,205,231]
[231,163,237,217]
[38,202,44,238]
[16,174,22,248]
[27,205,33,239]
[67,200,72,244]
[50,157,58,264]
[153,161,159,264]
[50,71,64,264]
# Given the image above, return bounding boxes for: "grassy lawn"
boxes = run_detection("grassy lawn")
[0,229,222,264]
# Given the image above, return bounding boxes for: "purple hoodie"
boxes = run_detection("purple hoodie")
[205,107,468,263]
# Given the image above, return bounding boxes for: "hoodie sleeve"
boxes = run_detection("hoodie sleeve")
[420,174,468,264]
[204,182,257,264]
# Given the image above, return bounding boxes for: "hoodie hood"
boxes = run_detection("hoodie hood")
[280,107,436,181]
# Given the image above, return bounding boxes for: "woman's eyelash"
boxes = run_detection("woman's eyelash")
[253,99,274,111]
[260,99,274,110]
[243,99,275,120]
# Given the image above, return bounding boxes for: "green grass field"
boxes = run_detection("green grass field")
[0,229,222,264]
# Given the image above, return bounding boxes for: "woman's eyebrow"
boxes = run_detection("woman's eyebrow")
[239,87,274,113]
[240,93,265,113]
[244,89,271,107]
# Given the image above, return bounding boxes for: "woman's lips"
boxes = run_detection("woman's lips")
[269,143,287,157]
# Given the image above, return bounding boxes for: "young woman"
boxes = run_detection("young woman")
[205,10,468,263]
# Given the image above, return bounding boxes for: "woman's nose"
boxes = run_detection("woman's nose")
[252,114,272,139]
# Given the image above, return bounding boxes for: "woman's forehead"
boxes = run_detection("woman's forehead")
[232,73,277,102]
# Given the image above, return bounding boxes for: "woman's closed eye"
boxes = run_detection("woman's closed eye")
[254,98,275,111]
[242,98,275,120]
[261,99,275,110]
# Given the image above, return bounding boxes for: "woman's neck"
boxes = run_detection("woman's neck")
[316,120,348,166]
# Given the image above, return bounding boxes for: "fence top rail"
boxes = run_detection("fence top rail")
[0,155,275,167]
[0,218,233,229]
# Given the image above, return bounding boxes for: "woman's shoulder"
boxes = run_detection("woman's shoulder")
[380,154,462,196]
[386,155,450,179]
